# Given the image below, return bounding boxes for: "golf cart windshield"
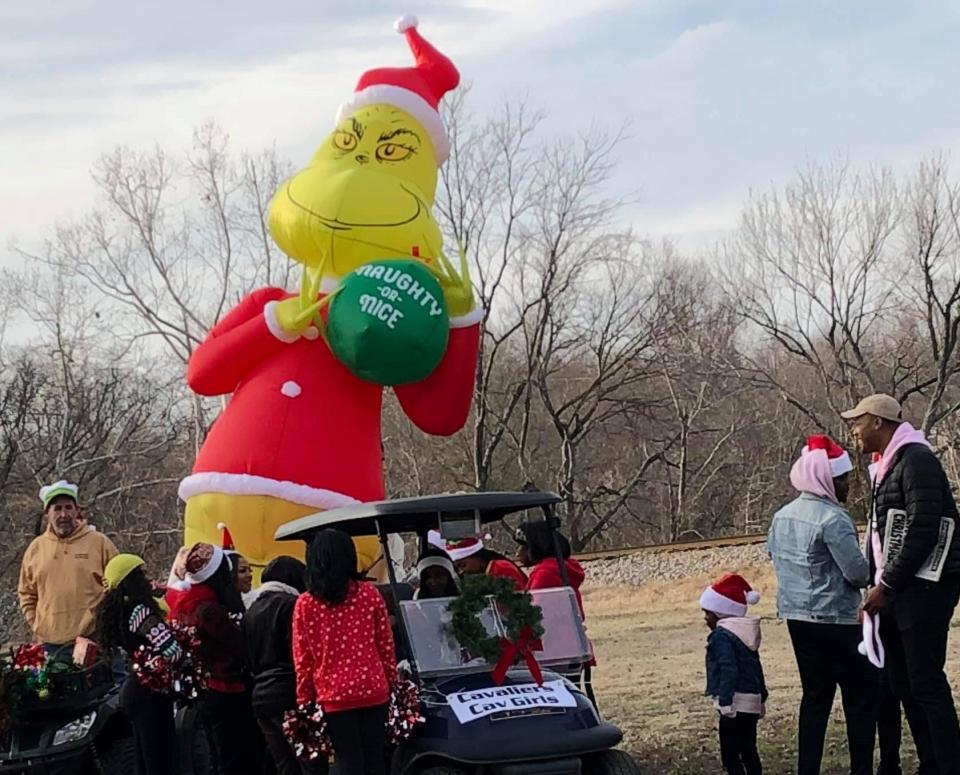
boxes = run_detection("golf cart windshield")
[400,587,591,678]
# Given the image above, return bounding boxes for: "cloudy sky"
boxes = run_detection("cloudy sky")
[4,0,960,263]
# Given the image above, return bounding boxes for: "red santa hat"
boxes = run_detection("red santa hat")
[446,536,484,562]
[185,542,226,585]
[217,522,236,552]
[700,573,760,618]
[335,15,460,164]
[803,434,853,478]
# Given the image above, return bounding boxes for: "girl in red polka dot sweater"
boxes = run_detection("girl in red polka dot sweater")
[293,529,397,775]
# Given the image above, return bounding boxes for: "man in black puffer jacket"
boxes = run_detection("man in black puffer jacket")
[243,556,328,775]
[844,393,960,775]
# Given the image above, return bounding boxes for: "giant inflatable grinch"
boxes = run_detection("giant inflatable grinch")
[180,16,481,579]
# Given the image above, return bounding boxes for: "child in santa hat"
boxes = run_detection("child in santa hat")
[701,572,766,775]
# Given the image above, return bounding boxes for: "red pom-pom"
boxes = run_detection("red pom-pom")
[132,622,205,704]
[283,702,331,762]
[386,679,424,744]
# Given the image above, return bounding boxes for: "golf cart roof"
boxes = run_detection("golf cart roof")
[274,490,561,541]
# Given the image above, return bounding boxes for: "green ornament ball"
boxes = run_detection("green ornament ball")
[327,259,450,386]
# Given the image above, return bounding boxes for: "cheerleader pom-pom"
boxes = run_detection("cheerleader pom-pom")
[131,622,205,704]
[386,679,425,744]
[283,702,332,762]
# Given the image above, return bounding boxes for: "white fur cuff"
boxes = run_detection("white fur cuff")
[264,301,300,343]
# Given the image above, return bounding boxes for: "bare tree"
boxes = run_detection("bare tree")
[17,125,293,450]
[437,94,545,490]
[901,155,960,432]
[721,160,904,424]
[655,281,742,540]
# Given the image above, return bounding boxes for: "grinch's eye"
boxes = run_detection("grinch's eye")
[376,143,414,162]
[333,132,358,152]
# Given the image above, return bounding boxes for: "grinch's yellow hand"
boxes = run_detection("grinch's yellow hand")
[273,263,336,339]
[273,296,324,336]
[430,244,475,319]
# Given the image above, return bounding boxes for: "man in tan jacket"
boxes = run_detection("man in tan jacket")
[18,481,118,650]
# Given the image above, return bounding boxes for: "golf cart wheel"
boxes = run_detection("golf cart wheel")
[587,749,641,775]
[93,733,136,773]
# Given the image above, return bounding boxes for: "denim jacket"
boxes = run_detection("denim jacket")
[704,618,767,712]
[768,493,870,625]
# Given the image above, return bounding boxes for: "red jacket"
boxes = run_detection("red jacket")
[292,582,396,712]
[169,584,246,693]
[487,559,527,591]
[180,287,481,508]
[527,558,586,619]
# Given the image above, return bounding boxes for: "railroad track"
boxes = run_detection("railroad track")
[575,532,767,563]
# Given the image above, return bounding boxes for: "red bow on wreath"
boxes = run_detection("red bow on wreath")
[492,625,543,686]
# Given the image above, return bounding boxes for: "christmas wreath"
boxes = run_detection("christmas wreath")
[446,575,545,684]
[0,645,83,738]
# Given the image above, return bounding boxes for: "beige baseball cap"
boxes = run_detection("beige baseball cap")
[840,393,902,423]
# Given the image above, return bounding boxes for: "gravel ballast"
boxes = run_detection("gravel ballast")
[582,542,770,587]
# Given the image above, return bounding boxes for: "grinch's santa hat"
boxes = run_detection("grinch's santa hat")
[700,573,760,618]
[802,434,853,478]
[217,522,236,552]
[335,15,460,164]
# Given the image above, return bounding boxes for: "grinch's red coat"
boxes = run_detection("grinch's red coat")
[179,286,481,508]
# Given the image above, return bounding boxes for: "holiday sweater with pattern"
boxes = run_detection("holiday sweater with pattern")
[123,602,181,661]
[292,582,397,712]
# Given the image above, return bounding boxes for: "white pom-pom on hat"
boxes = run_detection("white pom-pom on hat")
[746,590,760,605]
[394,15,418,33]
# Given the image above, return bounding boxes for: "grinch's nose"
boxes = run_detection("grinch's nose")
[355,153,370,165]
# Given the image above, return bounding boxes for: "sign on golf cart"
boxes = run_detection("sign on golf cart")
[446,680,577,724]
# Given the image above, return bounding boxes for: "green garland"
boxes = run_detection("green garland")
[446,575,544,663]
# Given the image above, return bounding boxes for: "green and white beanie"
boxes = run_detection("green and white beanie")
[39,480,79,510]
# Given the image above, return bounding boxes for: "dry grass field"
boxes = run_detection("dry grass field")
[583,560,960,774]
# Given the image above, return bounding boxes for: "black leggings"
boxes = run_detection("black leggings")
[119,677,176,775]
[718,713,762,775]
[258,714,329,775]
[201,689,266,775]
[325,704,388,775]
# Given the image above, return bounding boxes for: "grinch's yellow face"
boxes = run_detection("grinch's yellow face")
[268,104,443,277]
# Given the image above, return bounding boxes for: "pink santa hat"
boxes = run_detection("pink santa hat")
[335,15,460,164]
[700,573,760,618]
